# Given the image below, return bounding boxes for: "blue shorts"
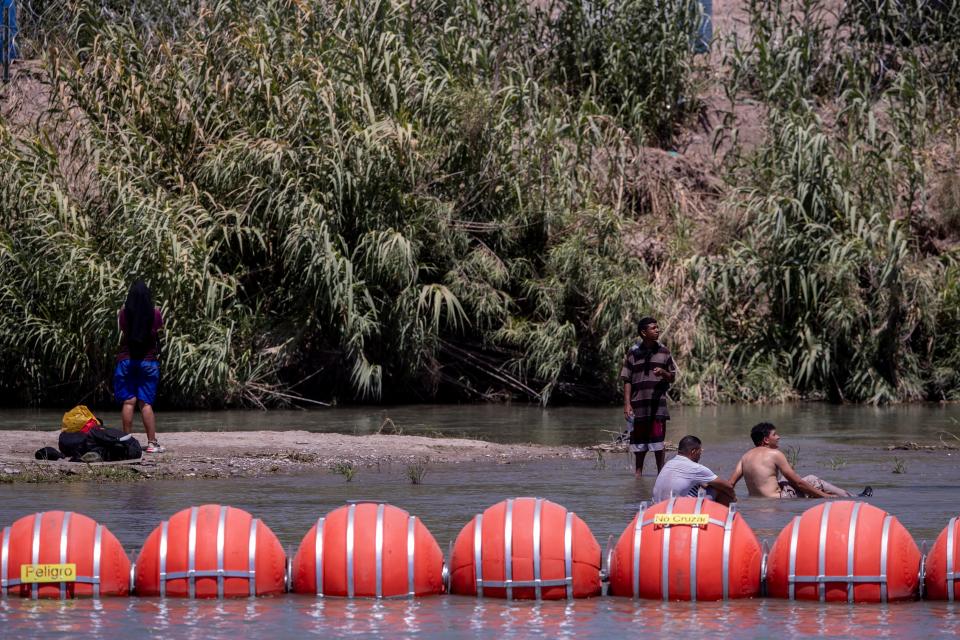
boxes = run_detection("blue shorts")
[113,360,160,406]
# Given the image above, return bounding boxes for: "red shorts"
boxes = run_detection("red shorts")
[628,417,665,452]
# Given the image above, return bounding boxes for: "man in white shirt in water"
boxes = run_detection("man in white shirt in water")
[652,435,737,506]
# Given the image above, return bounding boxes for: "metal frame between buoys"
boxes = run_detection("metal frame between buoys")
[1,501,958,603]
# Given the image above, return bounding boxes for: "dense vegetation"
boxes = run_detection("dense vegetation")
[0,0,958,407]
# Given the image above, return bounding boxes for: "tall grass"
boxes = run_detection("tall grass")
[1,0,958,407]
[0,0,700,406]
[703,0,959,403]
[699,107,943,402]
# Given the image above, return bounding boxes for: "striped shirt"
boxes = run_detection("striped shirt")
[619,341,678,421]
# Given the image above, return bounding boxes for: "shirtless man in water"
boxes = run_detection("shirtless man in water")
[729,422,860,499]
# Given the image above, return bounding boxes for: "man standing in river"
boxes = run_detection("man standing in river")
[621,317,678,477]
[728,422,862,498]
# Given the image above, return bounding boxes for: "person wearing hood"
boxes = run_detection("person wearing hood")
[114,280,165,453]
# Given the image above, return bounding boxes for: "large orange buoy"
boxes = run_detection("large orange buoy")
[766,501,920,602]
[134,505,286,598]
[290,502,443,597]
[923,516,960,601]
[607,495,761,600]
[1,511,130,599]
[449,497,601,600]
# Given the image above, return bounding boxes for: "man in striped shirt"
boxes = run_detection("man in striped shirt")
[620,317,678,477]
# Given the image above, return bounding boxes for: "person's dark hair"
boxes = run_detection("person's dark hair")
[751,422,776,446]
[637,316,657,333]
[124,280,154,360]
[677,435,702,453]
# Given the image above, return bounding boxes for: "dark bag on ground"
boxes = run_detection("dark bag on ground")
[58,427,143,462]
[89,427,142,461]
[34,446,65,461]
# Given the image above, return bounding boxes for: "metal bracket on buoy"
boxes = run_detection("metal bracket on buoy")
[918,540,927,600]
[443,539,453,594]
[600,534,613,596]
[285,554,293,593]
[760,539,769,597]
[948,516,957,602]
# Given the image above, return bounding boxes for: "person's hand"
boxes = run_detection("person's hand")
[653,367,666,378]
[623,405,634,419]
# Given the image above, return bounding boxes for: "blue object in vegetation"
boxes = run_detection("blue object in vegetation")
[1,0,17,61]
[695,0,712,54]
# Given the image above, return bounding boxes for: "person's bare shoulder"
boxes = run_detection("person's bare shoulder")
[767,448,792,469]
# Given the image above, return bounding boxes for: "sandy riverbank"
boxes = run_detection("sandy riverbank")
[0,431,597,483]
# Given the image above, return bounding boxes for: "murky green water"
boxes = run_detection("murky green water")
[4,401,960,445]
[1,404,959,637]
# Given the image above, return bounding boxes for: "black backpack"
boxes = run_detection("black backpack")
[58,427,143,462]
[89,427,143,461]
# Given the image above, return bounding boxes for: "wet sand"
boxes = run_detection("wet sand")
[0,430,595,482]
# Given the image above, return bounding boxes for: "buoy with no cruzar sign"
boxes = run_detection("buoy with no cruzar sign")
[607,495,762,601]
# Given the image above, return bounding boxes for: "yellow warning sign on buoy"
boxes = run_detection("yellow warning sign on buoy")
[653,513,710,527]
[20,563,77,583]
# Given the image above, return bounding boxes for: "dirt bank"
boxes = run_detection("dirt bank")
[0,431,594,483]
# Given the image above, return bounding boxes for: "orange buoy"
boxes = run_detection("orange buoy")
[923,516,960,601]
[290,502,443,597]
[766,501,920,602]
[1,511,130,599]
[134,505,286,598]
[449,497,601,600]
[607,495,761,600]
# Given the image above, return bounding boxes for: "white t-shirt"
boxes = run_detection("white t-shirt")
[652,455,718,503]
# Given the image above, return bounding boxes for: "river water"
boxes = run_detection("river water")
[1,404,959,637]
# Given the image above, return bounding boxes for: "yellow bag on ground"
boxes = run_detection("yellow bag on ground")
[61,405,100,432]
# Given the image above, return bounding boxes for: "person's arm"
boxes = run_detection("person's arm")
[774,451,830,499]
[706,478,737,502]
[693,465,735,501]
[653,355,677,383]
[623,382,633,418]
[620,353,634,418]
[728,459,743,487]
